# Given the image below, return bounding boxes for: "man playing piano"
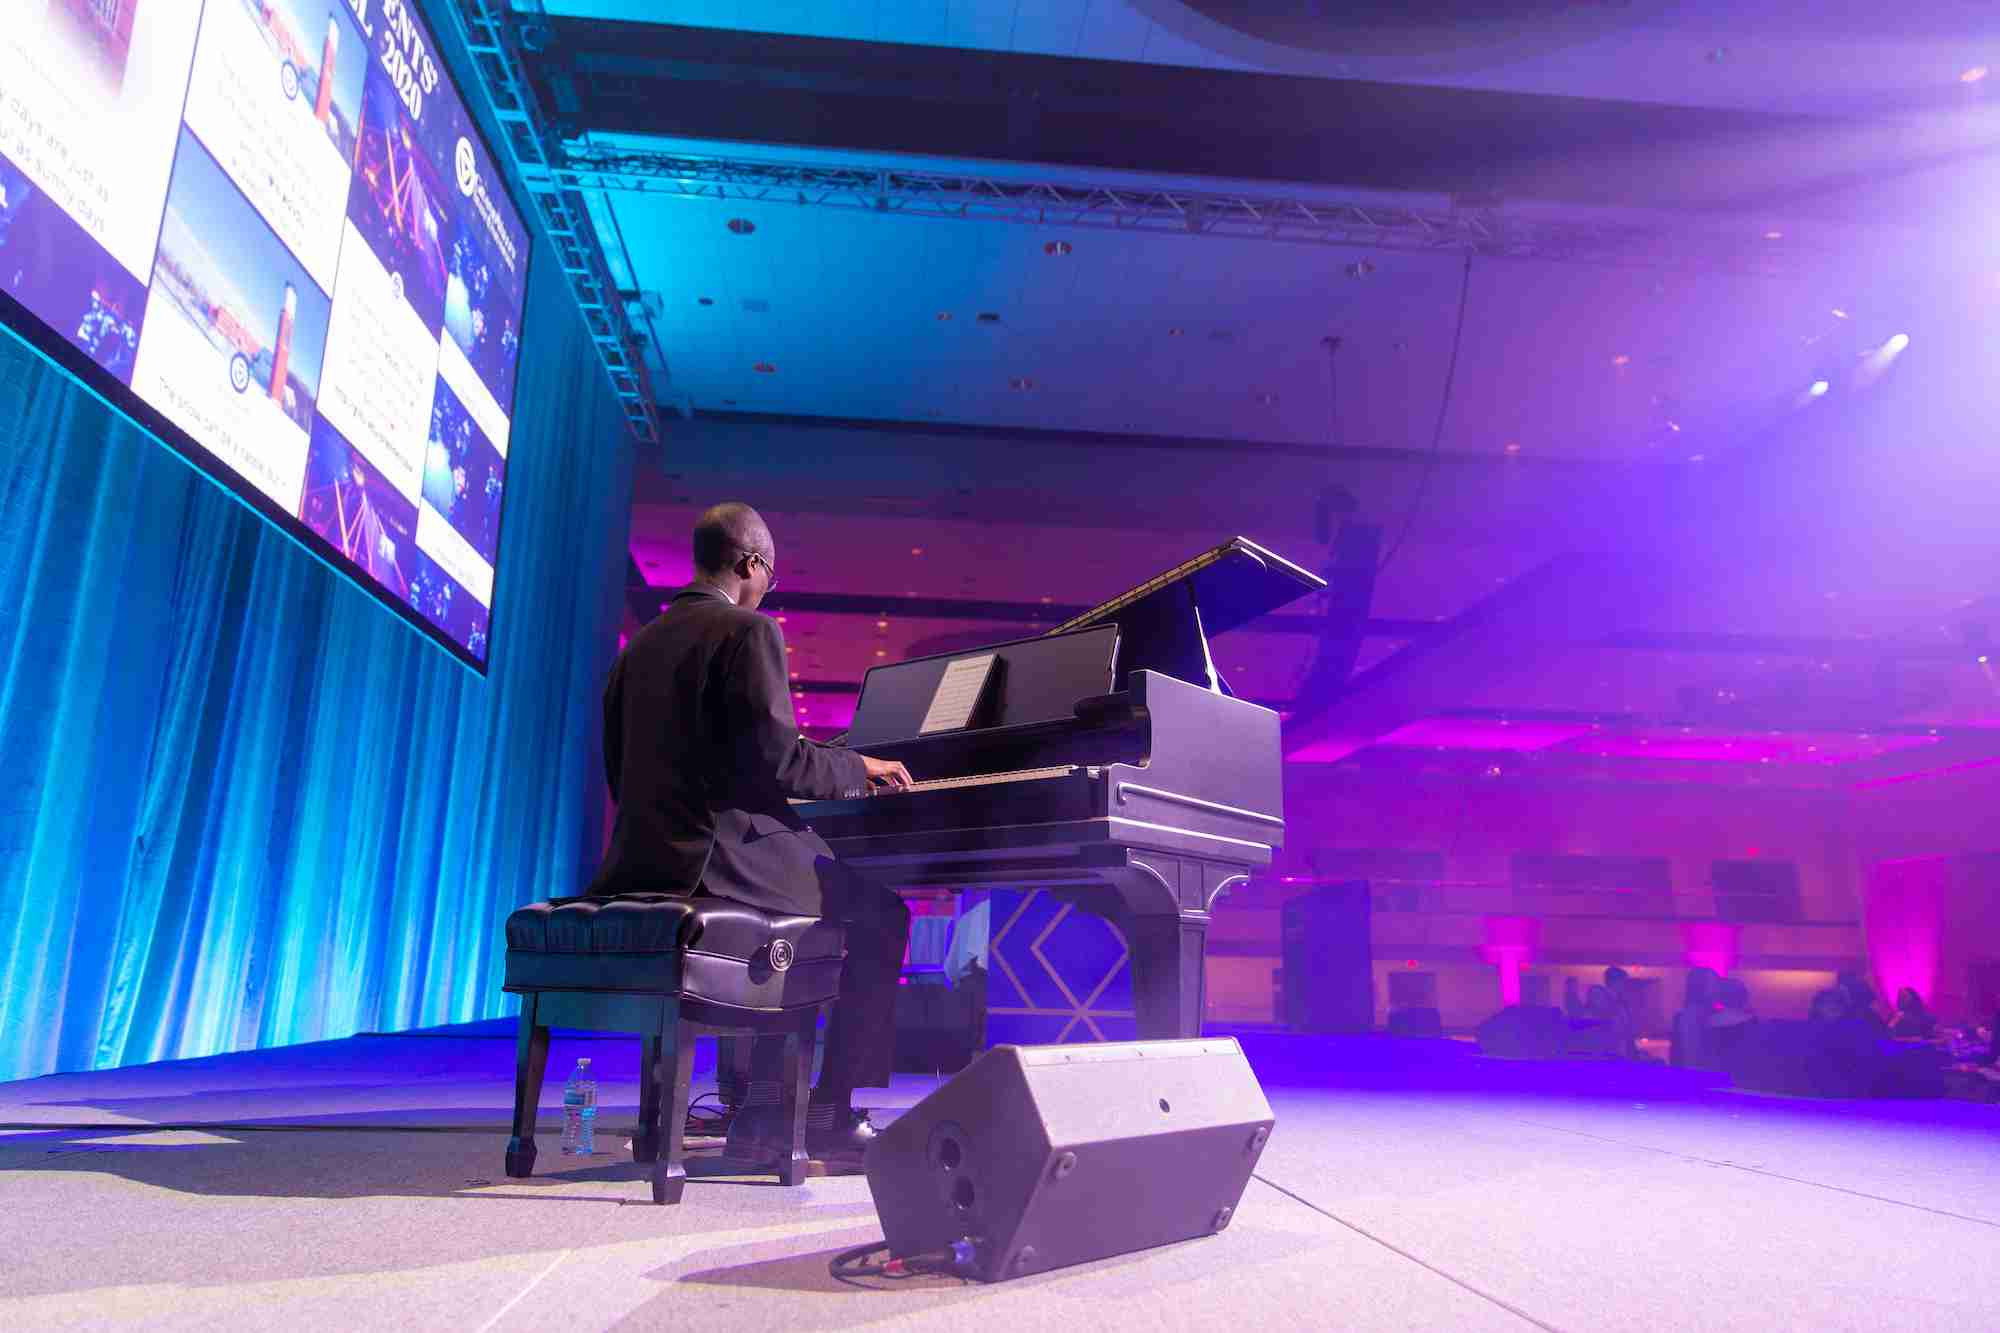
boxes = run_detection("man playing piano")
[589,502,914,1171]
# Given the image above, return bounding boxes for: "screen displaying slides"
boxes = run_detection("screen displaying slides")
[0,1,530,667]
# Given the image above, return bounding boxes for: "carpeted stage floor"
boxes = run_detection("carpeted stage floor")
[1,1025,1994,1331]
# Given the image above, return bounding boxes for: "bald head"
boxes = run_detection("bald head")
[692,502,773,576]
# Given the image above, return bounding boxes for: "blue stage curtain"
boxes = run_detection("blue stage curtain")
[0,253,633,1082]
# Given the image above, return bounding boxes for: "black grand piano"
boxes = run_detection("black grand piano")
[796,537,1324,1040]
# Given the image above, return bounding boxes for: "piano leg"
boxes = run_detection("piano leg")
[1120,911,1211,1040]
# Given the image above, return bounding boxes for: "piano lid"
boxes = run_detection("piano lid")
[1048,537,1326,691]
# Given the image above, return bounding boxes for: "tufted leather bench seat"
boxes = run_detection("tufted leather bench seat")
[501,893,847,1204]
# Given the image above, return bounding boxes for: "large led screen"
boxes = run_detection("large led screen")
[0,1,530,669]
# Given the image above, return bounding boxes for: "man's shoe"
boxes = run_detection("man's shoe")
[804,1105,879,1173]
[722,1102,879,1175]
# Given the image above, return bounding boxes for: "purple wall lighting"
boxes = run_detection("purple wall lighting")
[1864,857,1946,1015]
[1681,920,1742,977]
[1480,914,1543,1006]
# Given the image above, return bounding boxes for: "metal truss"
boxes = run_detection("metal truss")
[442,1,661,444]
[556,144,1793,274]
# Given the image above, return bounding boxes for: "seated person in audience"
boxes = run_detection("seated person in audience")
[1889,987,1937,1040]
[1836,967,1889,1031]
[1808,985,1852,1024]
[1708,977,1756,1064]
[1712,977,1753,1024]
[1603,966,1640,1057]
[1567,985,1623,1056]
[1562,976,1584,1019]
[1671,967,1721,1069]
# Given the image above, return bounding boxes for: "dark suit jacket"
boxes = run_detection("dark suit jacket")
[587,583,867,916]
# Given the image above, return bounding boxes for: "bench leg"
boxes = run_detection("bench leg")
[775,1009,817,1187]
[716,1034,751,1111]
[633,1032,663,1164]
[652,1003,695,1205]
[505,995,550,1178]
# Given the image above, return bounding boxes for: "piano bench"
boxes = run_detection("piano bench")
[501,893,846,1204]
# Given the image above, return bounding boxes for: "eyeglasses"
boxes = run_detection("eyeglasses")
[744,550,778,591]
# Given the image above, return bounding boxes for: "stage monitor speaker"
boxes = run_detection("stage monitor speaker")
[1281,879,1373,1032]
[863,1037,1274,1281]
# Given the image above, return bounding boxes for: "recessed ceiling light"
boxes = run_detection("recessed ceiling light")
[1667,420,1682,432]
[1168,327,1184,337]
[1503,441,1522,454]
[753,362,776,373]
[727,217,756,234]
[1830,307,1849,319]
[1808,379,1830,396]
[1689,453,1706,462]
[1611,354,1631,367]
[1043,239,1072,256]
[1762,230,1784,240]
[875,649,887,657]
[1255,391,1278,406]
[910,548,924,556]
[1962,66,1990,85]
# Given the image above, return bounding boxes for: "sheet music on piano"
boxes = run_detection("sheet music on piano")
[917,654,995,734]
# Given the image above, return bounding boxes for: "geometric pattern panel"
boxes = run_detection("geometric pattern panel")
[983,889,1136,1046]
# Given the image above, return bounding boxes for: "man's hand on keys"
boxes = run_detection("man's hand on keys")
[861,755,913,791]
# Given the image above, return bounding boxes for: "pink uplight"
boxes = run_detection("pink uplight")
[1681,920,1740,977]
[1480,915,1542,1006]
[1864,857,1945,1012]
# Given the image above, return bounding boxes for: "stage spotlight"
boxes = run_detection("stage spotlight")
[1854,332,1910,388]
[1808,379,1830,397]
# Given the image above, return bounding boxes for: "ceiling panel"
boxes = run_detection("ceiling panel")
[598,151,1911,464]
[540,1,2000,115]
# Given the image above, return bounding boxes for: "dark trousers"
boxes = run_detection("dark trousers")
[733,858,910,1096]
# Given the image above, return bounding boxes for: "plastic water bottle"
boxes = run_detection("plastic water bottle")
[560,1058,596,1155]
